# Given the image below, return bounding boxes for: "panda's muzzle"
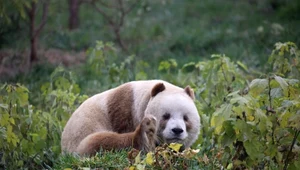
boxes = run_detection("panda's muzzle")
[172,128,184,135]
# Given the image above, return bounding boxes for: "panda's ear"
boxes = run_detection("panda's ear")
[184,86,195,100]
[151,83,165,97]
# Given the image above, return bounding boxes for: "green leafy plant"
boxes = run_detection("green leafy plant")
[210,75,300,169]
[268,42,300,78]
[205,43,300,169]
[0,67,87,169]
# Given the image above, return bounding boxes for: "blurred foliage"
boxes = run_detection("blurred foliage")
[1,0,300,169]
[1,0,300,67]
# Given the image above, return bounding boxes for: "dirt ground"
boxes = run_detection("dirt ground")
[0,48,86,79]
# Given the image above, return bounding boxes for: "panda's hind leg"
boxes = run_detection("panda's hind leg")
[76,115,157,156]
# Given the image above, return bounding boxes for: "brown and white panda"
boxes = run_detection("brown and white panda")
[61,80,200,156]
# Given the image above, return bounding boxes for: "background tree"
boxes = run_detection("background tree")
[91,0,140,51]
[68,0,81,30]
[0,0,30,47]
[27,0,50,63]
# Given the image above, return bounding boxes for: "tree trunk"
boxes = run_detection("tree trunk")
[68,0,80,30]
[28,2,38,62]
[114,28,127,52]
[30,37,37,62]
[27,1,49,64]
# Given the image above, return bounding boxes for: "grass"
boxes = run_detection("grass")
[54,145,215,170]
[54,150,131,169]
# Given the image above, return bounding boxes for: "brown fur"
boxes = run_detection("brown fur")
[185,120,193,131]
[107,84,135,133]
[184,86,195,100]
[77,131,135,156]
[151,83,165,97]
[76,115,157,156]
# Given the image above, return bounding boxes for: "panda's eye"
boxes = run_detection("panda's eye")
[183,115,189,121]
[163,113,170,120]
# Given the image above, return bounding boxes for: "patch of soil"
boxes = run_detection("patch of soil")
[0,48,86,79]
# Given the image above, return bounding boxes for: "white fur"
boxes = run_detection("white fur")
[145,89,200,147]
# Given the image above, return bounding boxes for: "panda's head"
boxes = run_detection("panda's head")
[145,83,200,148]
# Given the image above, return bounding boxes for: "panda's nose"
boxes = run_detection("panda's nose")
[172,128,183,135]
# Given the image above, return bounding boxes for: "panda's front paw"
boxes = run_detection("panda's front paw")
[141,115,157,151]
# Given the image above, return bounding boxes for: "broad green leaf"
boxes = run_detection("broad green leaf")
[255,108,271,134]
[17,160,24,167]
[158,61,170,71]
[220,120,236,147]
[249,79,268,97]
[289,159,300,170]
[234,120,254,141]
[35,140,46,151]
[244,139,264,160]
[6,125,19,147]
[9,117,15,125]
[230,96,249,105]
[55,77,71,91]
[270,88,282,98]
[281,100,300,109]
[211,54,222,58]
[0,103,8,109]
[0,113,10,126]
[237,61,248,72]
[16,86,29,106]
[288,114,300,130]
[274,75,288,95]
[211,103,232,134]
[227,90,240,97]
[41,82,50,94]
[20,139,29,151]
[182,62,196,73]
[50,66,65,79]
[38,127,47,140]
[169,59,178,68]
[279,111,292,128]
[265,143,277,158]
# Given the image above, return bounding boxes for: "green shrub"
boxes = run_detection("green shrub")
[0,67,87,169]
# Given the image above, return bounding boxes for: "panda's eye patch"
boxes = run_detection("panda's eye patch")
[163,113,170,120]
[183,115,189,121]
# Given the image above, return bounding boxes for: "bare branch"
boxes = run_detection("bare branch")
[34,0,50,38]
[125,0,139,14]
[92,0,115,26]
[117,0,125,27]
[79,0,93,4]
[98,0,119,9]
[27,2,36,39]
[91,0,140,51]
[283,130,300,170]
